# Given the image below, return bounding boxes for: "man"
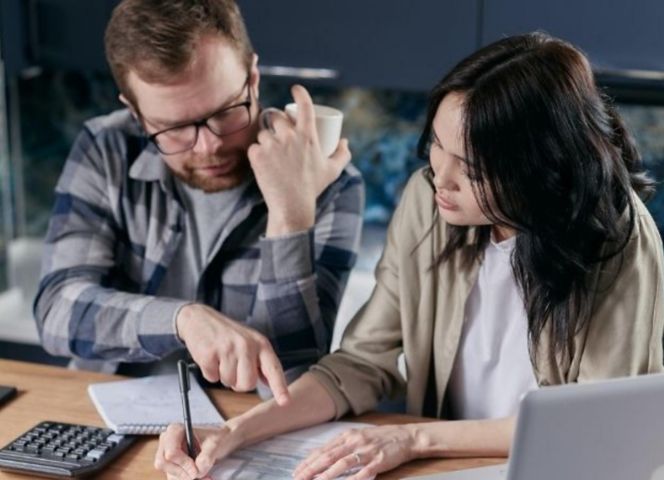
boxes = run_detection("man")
[34,0,364,403]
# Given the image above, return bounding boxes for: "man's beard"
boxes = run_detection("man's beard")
[170,150,252,193]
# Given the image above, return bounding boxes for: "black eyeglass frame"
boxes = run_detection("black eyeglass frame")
[145,74,252,155]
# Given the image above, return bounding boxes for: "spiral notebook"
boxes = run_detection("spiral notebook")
[88,373,224,435]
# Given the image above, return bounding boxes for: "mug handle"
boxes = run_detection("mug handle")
[259,107,285,133]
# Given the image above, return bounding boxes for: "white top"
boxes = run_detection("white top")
[447,235,538,420]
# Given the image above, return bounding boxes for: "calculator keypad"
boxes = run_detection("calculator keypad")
[0,421,136,478]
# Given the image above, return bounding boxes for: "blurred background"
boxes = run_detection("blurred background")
[1,0,663,364]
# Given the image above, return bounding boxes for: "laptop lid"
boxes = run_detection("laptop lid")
[508,372,664,480]
[405,373,664,480]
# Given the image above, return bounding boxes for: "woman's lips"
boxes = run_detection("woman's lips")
[435,193,459,211]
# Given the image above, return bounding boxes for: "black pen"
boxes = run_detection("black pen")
[177,360,196,459]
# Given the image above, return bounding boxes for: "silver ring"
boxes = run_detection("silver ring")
[353,452,362,465]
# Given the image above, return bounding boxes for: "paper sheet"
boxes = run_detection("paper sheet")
[210,421,375,479]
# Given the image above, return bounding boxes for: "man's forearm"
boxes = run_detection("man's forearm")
[255,172,363,367]
[35,277,186,361]
[253,228,330,364]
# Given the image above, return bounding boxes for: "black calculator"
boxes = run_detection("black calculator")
[0,421,136,478]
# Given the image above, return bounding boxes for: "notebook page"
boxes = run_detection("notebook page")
[88,373,224,434]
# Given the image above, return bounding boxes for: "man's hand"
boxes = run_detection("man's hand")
[175,304,290,405]
[247,84,351,237]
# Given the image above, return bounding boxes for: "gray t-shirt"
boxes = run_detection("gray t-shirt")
[157,179,249,301]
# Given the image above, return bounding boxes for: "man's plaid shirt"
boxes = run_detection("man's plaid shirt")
[34,109,364,371]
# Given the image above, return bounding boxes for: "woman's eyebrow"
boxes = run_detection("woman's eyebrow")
[431,127,467,161]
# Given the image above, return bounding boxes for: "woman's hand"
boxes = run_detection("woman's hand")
[292,424,419,480]
[154,423,243,480]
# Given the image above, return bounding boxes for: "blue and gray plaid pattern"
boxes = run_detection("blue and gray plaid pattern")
[34,109,364,371]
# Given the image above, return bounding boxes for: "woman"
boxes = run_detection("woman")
[155,32,664,480]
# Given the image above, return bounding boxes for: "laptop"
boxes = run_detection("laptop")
[406,373,664,480]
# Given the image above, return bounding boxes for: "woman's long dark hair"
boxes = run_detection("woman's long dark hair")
[417,32,655,355]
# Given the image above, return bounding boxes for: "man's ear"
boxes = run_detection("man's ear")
[250,53,260,99]
[119,93,139,119]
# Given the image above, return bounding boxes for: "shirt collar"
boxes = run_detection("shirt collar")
[128,142,172,184]
[129,143,264,212]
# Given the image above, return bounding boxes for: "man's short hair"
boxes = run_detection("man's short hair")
[105,0,254,104]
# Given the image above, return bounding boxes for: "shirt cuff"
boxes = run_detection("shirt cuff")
[307,367,352,420]
[138,297,190,357]
[260,228,315,282]
[172,301,195,343]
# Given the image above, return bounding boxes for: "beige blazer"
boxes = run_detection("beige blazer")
[310,168,664,419]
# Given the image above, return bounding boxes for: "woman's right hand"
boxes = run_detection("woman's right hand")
[154,423,242,480]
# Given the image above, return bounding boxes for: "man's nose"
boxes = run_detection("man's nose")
[192,124,223,155]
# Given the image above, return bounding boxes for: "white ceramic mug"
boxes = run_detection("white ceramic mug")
[260,103,344,157]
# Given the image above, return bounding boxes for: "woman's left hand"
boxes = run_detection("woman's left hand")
[292,424,419,480]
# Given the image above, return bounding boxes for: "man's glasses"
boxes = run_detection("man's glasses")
[146,75,252,155]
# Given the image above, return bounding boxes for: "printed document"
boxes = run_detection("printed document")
[210,421,375,479]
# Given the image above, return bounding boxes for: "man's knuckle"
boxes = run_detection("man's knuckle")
[304,133,316,146]
[252,331,268,344]
[217,336,232,351]
[235,376,252,391]
[163,449,177,462]
[200,357,217,374]
[248,144,263,160]
[234,337,250,353]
